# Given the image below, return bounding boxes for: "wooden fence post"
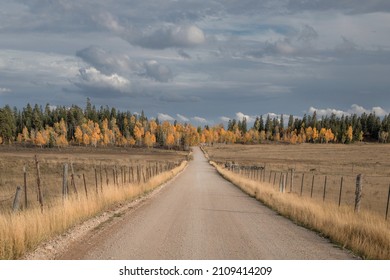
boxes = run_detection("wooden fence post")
[62,163,69,198]
[23,165,28,209]
[12,186,22,212]
[279,174,283,193]
[34,155,44,212]
[100,164,103,192]
[385,184,390,220]
[354,174,363,213]
[83,173,88,199]
[95,168,99,194]
[338,177,343,207]
[142,167,146,183]
[323,175,327,202]
[116,166,119,186]
[310,174,315,198]
[112,168,116,186]
[300,173,305,196]
[279,173,286,193]
[105,167,109,187]
[273,172,277,186]
[290,169,294,193]
[279,172,283,188]
[70,163,78,197]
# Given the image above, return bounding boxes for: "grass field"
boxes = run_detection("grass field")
[0,146,188,213]
[0,145,189,259]
[204,143,390,218]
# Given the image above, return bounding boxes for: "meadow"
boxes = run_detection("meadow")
[204,143,390,217]
[0,146,188,259]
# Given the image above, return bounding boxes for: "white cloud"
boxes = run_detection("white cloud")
[192,116,208,124]
[74,67,131,94]
[76,46,135,76]
[348,104,368,115]
[176,114,190,122]
[235,112,256,122]
[157,113,175,121]
[220,116,231,122]
[77,46,173,83]
[308,106,346,117]
[372,107,388,117]
[309,105,389,117]
[132,24,205,49]
[0,87,11,94]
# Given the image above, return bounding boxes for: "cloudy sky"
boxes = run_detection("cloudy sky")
[1,0,390,125]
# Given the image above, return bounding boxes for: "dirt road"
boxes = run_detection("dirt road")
[59,147,354,259]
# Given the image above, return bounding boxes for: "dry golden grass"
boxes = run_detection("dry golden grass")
[0,147,187,212]
[211,161,390,259]
[204,144,390,217]
[0,161,187,260]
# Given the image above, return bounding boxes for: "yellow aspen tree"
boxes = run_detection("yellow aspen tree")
[259,130,266,142]
[219,128,226,143]
[34,131,46,147]
[174,130,181,147]
[200,133,206,144]
[225,130,236,144]
[312,127,319,143]
[75,126,83,145]
[101,119,110,146]
[44,126,55,147]
[56,134,68,147]
[91,123,101,147]
[358,131,364,142]
[149,120,158,135]
[17,133,23,143]
[30,129,36,143]
[107,129,115,145]
[127,136,136,147]
[274,131,281,142]
[41,129,50,146]
[325,128,334,143]
[22,126,30,143]
[144,131,155,148]
[83,133,90,146]
[299,127,306,143]
[243,132,252,144]
[166,133,175,148]
[188,126,200,146]
[134,125,144,146]
[59,118,67,136]
[319,128,327,143]
[347,126,353,143]
[290,131,298,144]
[0,136,2,144]
[305,127,313,142]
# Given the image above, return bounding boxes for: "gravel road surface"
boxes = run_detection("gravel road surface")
[59,147,354,259]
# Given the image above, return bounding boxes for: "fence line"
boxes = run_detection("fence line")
[222,161,390,220]
[0,157,182,213]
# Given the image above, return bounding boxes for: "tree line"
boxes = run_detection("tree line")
[223,111,390,144]
[0,100,389,147]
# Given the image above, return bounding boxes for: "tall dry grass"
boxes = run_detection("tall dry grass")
[211,161,390,260]
[0,161,187,260]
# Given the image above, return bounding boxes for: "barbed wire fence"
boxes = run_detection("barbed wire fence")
[0,155,182,214]
[221,160,390,220]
